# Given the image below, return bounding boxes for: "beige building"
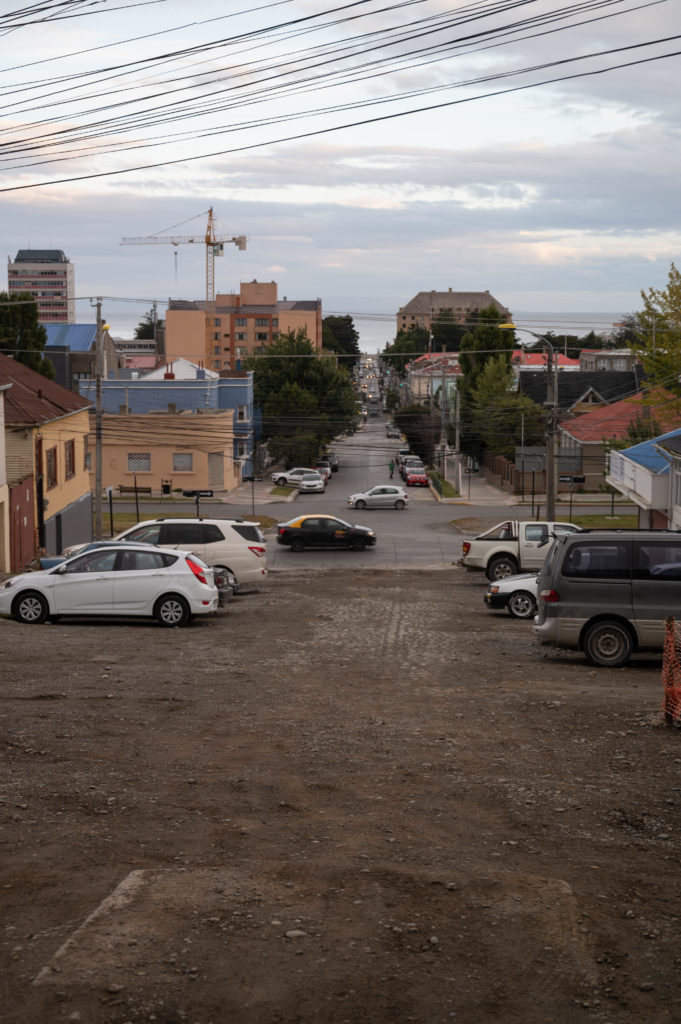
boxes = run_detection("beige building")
[7,249,76,324]
[397,288,510,335]
[0,351,92,564]
[165,280,322,372]
[96,411,239,494]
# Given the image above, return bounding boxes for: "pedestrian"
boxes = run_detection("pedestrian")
[389,459,394,478]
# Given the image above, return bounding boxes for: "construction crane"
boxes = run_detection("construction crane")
[122,208,246,370]
[121,208,246,305]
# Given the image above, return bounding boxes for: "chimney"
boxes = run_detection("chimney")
[163,361,175,380]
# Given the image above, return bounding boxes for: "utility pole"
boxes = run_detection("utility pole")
[94,300,104,539]
[439,360,448,481]
[544,343,558,521]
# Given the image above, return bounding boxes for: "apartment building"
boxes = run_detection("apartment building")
[165,280,322,371]
[7,250,76,324]
[397,288,510,335]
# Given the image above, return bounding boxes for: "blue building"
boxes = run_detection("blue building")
[78,359,257,477]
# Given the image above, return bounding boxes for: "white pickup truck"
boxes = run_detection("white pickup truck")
[459,519,581,581]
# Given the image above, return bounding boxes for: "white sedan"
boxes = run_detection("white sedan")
[484,573,539,619]
[0,544,219,627]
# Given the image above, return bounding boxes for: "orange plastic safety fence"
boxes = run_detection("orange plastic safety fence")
[661,617,681,724]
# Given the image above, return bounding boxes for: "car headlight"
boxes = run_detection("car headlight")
[2,578,15,589]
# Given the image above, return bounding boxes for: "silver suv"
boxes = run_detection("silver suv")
[533,529,681,667]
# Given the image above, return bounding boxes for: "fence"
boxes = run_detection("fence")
[662,617,681,725]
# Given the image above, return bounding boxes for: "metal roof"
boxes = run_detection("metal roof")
[44,324,97,352]
[0,351,91,425]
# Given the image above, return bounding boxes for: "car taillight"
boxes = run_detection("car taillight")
[541,588,560,603]
[249,545,267,558]
[186,556,208,585]
[462,542,471,556]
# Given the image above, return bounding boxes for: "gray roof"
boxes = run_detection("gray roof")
[518,369,645,410]
[398,289,510,317]
[14,249,69,263]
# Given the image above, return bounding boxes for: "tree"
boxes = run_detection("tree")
[322,315,360,371]
[0,291,54,379]
[392,402,439,465]
[134,308,164,340]
[457,304,513,388]
[630,262,681,391]
[463,356,545,458]
[246,328,357,465]
[430,307,474,352]
[382,326,430,376]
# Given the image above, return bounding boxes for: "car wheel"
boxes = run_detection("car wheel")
[12,590,48,625]
[394,500,405,510]
[154,594,191,628]
[351,537,366,551]
[487,555,518,581]
[507,591,537,620]
[355,499,366,510]
[291,537,305,552]
[583,620,633,668]
[276,476,289,486]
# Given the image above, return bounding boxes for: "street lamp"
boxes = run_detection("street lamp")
[500,323,558,520]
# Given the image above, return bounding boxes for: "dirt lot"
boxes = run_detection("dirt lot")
[1,565,680,1024]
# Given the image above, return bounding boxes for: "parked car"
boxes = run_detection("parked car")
[484,573,539,619]
[400,457,425,479]
[63,518,266,592]
[404,466,429,487]
[386,427,401,439]
[315,459,332,481]
[325,452,339,472]
[0,544,219,627]
[534,529,681,667]
[460,519,581,581]
[277,515,376,551]
[271,467,318,487]
[347,485,409,510]
[298,471,326,493]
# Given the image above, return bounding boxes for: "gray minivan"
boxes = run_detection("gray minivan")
[533,530,681,667]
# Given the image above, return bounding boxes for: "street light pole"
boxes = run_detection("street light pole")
[500,323,558,520]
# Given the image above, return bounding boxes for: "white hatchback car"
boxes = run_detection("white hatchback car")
[298,472,326,493]
[347,486,409,510]
[0,544,219,627]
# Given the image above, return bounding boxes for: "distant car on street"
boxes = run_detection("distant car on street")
[271,467,319,487]
[404,467,429,487]
[298,471,326,493]
[277,515,376,551]
[347,485,409,510]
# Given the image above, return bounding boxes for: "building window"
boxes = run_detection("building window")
[172,452,193,472]
[213,359,221,368]
[235,332,246,341]
[256,332,268,341]
[127,452,151,472]
[46,446,58,489]
[272,318,279,327]
[237,404,247,421]
[235,317,247,326]
[237,441,247,457]
[255,317,269,326]
[213,334,220,342]
[213,345,221,354]
[213,317,221,326]
[64,439,75,479]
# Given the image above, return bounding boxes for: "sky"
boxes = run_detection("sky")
[1,0,680,351]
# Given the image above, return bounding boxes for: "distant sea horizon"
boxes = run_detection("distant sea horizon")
[101,305,627,352]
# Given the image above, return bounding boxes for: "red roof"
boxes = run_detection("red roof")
[0,351,91,426]
[561,387,680,443]
[512,349,579,368]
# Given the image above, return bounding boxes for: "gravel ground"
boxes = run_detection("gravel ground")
[1,566,680,1024]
